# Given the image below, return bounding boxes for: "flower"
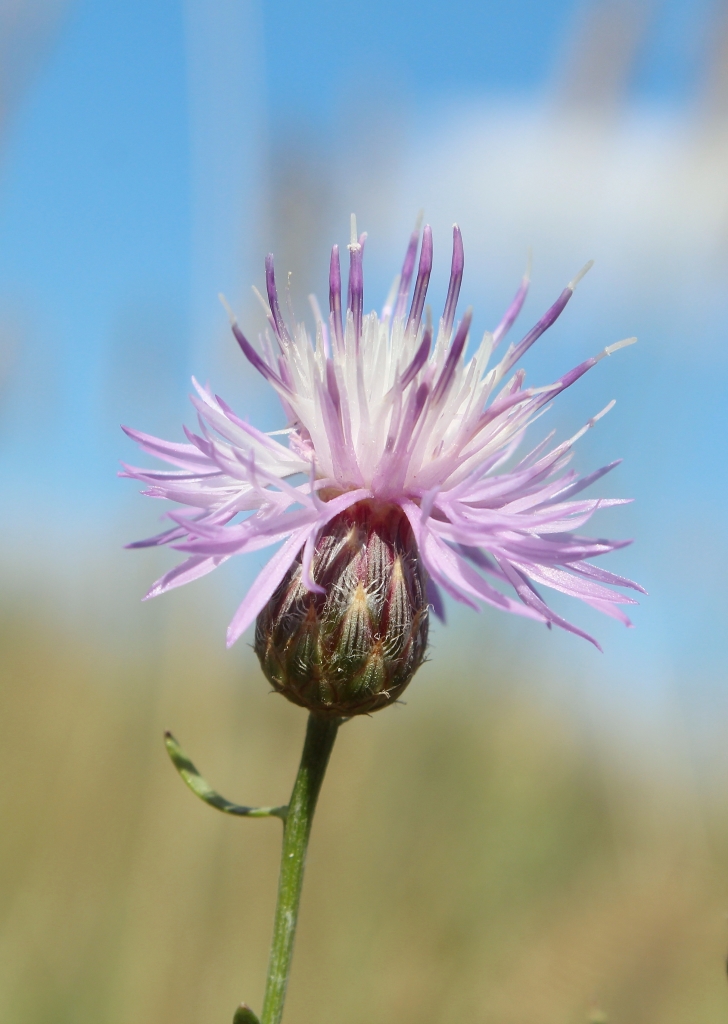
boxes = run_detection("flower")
[122,216,643,654]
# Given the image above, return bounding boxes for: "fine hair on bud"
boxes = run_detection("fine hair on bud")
[255,500,429,717]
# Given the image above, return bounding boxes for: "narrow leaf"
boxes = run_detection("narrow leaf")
[164,732,287,820]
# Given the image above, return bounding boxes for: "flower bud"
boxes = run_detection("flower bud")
[255,500,429,717]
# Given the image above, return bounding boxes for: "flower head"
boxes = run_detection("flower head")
[122,216,643,664]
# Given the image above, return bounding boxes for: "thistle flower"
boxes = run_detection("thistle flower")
[123,215,643,703]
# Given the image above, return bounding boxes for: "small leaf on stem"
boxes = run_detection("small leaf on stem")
[164,731,287,820]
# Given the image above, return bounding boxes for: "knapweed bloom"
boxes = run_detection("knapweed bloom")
[123,217,642,715]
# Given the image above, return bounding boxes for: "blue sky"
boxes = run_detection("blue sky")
[1,0,726,740]
[259,0,717,115]
[0,0,717,489]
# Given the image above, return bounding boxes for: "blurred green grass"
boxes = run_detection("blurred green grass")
[1,601,727,1024]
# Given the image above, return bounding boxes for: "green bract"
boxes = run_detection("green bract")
[255,500,429,717]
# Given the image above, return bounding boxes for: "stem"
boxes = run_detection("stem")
[260,713,340,1024]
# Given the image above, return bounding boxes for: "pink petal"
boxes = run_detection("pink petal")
[144,554,228,599]
[226,526,314,647]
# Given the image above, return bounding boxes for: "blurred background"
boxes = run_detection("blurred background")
[1,0,728,1021]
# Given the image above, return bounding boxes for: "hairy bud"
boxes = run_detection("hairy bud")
[255,500,429,717]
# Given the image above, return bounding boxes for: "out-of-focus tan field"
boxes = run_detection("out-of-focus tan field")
[1,598,727,1024]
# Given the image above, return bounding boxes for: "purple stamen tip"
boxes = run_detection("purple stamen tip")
[265,254,290,343]
[348,242,364,345]
[406,224,433,335]
[504,286,573,373]
[451,224,464,275]
[329,244,341,294]
[433,307,472,402]
[231,321,284,390]
[401,228,419,282]
[329,244,343,348]
[400,324,433,390]
[393,220,422,321]
[442,224,464,334]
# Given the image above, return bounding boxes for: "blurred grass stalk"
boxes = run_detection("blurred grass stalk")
[1,597,727,1024]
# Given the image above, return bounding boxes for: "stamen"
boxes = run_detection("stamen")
[566,400,617,448]
[598,336,638,359]
[249,290,282,355]
[393,212,423,321]
[406,224,433,336]
[220,292,284,387]
[551,336,638,398]
[591,398,616,422]
[399,324,433,390]
[225,312,288,393]
[530,382,562,394]
[442,224,464,334]
[432,308,473,402]
[329,245,343,349]
[502,259,593,374]
[568,259,594,291]
[285,271,295,323]
[492,250,531,347]
[251,285,273,318]
[218,292,236,324]
[347,214,364,346]
[265,255,291,343]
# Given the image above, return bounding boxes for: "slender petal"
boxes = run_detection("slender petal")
[226,527,315,647]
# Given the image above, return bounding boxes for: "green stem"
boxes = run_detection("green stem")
[260,713,340,1024]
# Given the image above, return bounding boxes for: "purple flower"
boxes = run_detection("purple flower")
[122,217,643,651]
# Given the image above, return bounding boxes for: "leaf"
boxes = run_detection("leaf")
[164,732,287,820]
